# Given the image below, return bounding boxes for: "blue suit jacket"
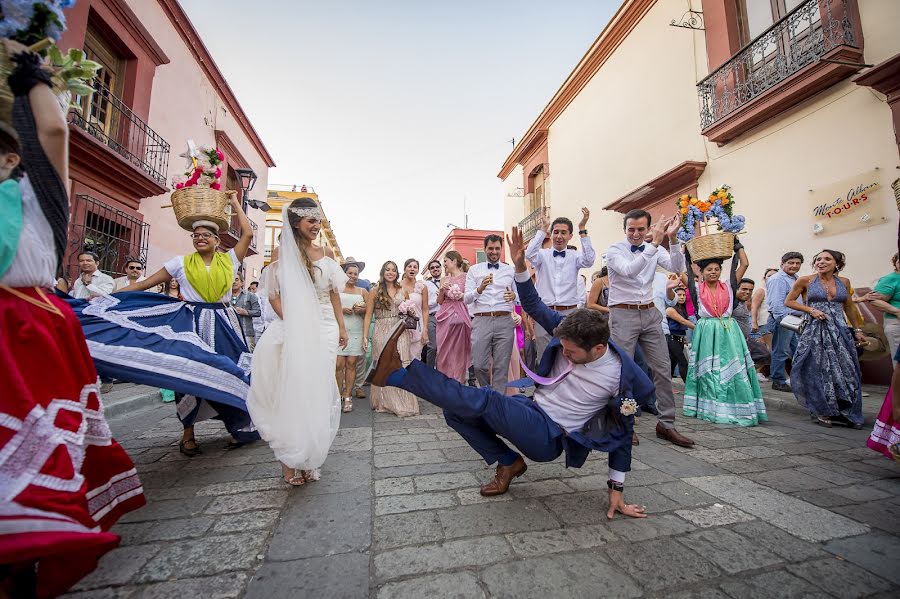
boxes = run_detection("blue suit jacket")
[515,274,656,470]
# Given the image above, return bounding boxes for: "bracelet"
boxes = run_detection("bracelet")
[579,229,588,235]
[606,480,624,492]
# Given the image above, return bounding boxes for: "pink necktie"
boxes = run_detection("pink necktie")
[519,352,574,385]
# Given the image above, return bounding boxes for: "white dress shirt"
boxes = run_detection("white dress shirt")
[534,347,622,433]
[425,279,440,314]
[71,270,115,299]
[525,229,596,307]
[113,275,146,292]
[606,239,685,306]
[577,276,586,308]
[464,261,517,313]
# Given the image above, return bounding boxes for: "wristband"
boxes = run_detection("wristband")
[579,229,588,235]
[607,479,624,492]
[7,51,53,97]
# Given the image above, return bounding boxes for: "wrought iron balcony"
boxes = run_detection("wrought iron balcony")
[697,0,859,131]
[69,80,170,185]
[225,214,258,254]
[518,207,543,243]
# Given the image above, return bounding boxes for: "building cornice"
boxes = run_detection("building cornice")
[605,160,706,213]
[156,0,276,167]
[215,130,250,168]
[498,0,656,180]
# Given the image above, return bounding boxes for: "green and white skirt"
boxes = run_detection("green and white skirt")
[683,317,767,426]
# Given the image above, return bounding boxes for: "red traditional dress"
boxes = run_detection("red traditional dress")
[0,175,145,597]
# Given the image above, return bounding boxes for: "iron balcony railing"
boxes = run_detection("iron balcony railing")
[227,214,259,253]
[69,80,170,184]
[65,193,150,282]
[697,0,858,130]
[518,207,543,243]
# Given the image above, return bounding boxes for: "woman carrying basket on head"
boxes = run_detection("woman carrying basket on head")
[73,192,261,456]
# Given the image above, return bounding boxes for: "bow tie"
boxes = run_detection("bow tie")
[630,245,645,253]
[553,250,566,258]
[487,263,499,270]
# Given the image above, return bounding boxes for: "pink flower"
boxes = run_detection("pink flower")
[210,182,221,190]
[175,182,184,189]
[398,299,417,315]
[216,149,224,161]
[194,166,204,175]
[214,167,221,178]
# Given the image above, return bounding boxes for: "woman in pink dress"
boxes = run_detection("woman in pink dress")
[436,251,471,382]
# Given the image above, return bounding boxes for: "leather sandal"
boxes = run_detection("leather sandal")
[342,398,353,413]
[179,438,201,457]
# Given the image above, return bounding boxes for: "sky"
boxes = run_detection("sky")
[181,0,624,274]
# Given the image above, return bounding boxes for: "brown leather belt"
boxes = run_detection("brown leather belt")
[474,311,511,317]
[551,305,576,312]
[611,303,655,311]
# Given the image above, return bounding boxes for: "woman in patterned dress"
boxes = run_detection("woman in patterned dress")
[786,250,866,428]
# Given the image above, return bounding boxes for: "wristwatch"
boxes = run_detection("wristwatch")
[579,229,588,235]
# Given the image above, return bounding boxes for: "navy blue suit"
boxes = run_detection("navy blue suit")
[396,275,656,473]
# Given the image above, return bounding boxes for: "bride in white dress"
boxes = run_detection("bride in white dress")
[248,198,348,485]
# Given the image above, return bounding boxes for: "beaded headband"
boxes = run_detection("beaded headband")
[289,207,323,219]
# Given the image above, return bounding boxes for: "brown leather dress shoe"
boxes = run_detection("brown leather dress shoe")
[479,456,527,496]
[632,432,640,446]
[656,422,694,448]
[366,323,406,387]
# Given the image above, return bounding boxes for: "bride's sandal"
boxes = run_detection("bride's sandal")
[342,398,353,413]
[283,468,306,486]
[301,468,321,482]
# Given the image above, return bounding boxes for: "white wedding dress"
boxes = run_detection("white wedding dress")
[247,206,347,470]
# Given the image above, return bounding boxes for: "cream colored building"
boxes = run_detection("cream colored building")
[499,0,900,288]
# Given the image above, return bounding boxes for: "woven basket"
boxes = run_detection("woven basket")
[892,177,899,213]
[170,187,233,233]
[685,232,735,262]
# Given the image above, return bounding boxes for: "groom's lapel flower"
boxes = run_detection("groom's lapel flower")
[620,398,638,416]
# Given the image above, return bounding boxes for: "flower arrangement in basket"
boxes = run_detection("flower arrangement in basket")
[398,299,419,330]
[676,185,746,262]
[167,140,233,232]
[1,1,103,122]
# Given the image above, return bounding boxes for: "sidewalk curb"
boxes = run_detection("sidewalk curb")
[103,390,161,419]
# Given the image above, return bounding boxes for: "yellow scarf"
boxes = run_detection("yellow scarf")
[183,251,233,303]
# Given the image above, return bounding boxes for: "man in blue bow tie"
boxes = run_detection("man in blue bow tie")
[525,207,595,359]
[606,209,694,448]
[464,234,518,393]
[367,226,655,519]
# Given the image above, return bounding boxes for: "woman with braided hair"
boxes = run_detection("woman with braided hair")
[0,40,144,597]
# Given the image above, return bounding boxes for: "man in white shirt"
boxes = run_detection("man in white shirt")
[606,209,694,448]
[71,251,114,299]
[525,208,595,358]
[112,259,146,292]
[367,225,654,518]
[424,259,442,368]
[464,234,518,393]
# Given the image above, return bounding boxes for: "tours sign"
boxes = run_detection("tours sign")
[809,170,886,237]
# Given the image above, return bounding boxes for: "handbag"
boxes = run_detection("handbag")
[401,312,419,330]
[779,313,807,334]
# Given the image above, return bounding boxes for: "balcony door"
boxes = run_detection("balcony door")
[81,24,126,142]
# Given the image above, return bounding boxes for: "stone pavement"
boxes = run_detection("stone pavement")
[67,385,900,599]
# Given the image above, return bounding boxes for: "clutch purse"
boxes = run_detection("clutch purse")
[401,313,419,330]
[779,314,807,334]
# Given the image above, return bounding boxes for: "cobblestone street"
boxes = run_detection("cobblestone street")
[67,386,900,598]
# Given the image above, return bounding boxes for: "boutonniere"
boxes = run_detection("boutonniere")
[620,398,638,416]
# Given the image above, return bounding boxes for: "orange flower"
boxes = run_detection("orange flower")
[680,207,688,215]
[690,198,699,205]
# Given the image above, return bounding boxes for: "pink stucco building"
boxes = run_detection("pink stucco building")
[57,0,275,283]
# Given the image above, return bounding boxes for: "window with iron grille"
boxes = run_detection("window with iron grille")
[65,194,149,282]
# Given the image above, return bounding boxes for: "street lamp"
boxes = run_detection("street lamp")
[234,167,270,211]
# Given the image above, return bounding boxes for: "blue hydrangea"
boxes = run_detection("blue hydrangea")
[677,200,745,242]
[0,1,73,40]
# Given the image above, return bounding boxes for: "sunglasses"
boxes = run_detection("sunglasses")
[127,265,143,270]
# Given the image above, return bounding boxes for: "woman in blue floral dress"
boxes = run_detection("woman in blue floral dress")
[785,250,867,428]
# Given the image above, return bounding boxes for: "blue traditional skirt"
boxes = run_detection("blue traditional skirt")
[65,292,259,442]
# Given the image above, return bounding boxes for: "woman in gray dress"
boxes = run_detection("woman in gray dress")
[336,262,367,412]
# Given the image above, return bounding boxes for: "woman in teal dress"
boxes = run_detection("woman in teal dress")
[683,241,766,426]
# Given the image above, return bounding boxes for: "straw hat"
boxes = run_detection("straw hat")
[342,256,366,273]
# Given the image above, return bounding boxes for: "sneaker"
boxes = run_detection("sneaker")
[756,372,769,383]
[771,382,792,392]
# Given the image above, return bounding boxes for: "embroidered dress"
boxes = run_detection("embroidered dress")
[66,248,259,442]
[868,387,900,459]
[0,177,144,596]
[683,280,766,426]
[370,291,421,417]
[792,276,863,426]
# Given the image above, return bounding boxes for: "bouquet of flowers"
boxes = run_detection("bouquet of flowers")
[675,185,746,243]
[398,299,419,330]
[173,143,225,190]
[0,1,74,45]
[446,283,463,301]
